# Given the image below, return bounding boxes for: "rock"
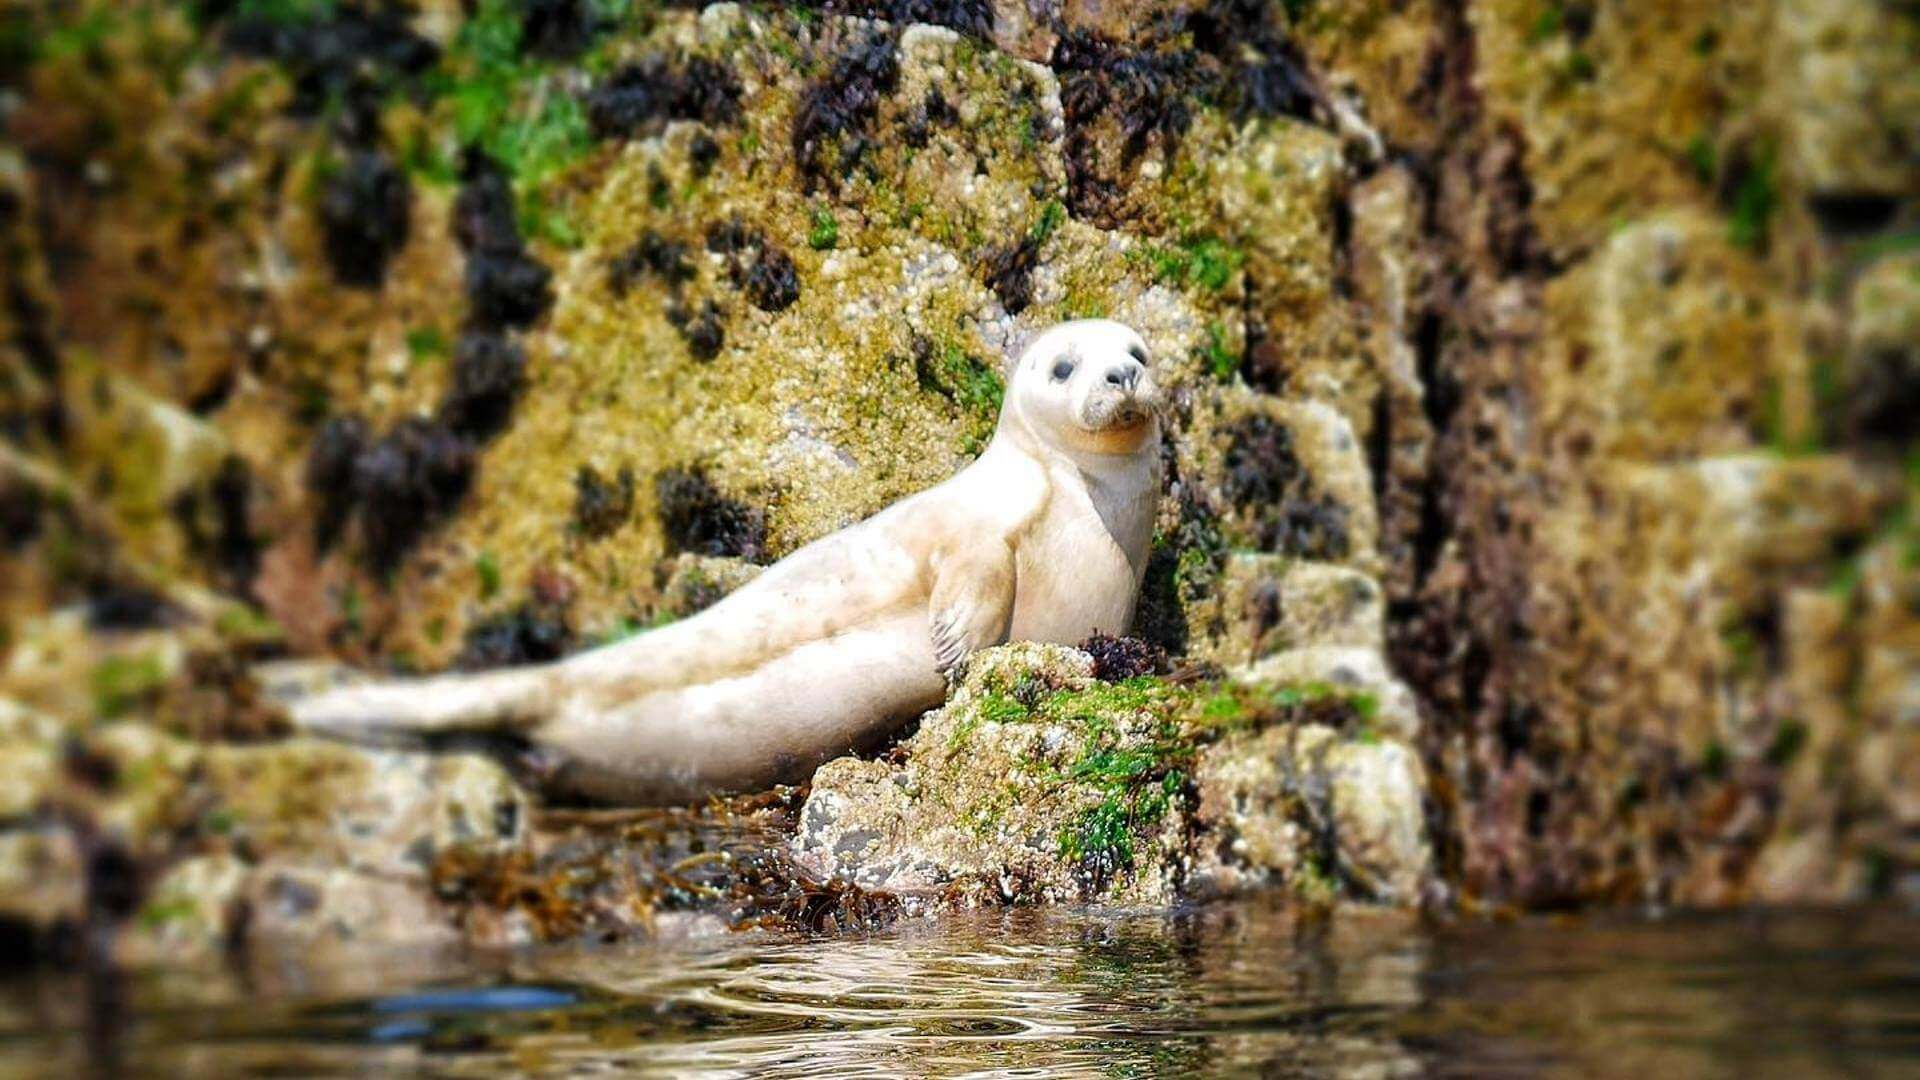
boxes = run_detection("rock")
[1189,555,1386,668]
[1236,646,1420,741]
[1214,120,1366,432]
[0,827,86,938]
[1842,253,1920,444]
[793,642,1191,906]
[0,700,65,820]
[1540,212,1779,462]
[119,853,251,964]
[1191,723,1431,904]
[1772,0,1920,201]
[795,642,1432,907]
[80,726,529,881]
[1323,738,1430,903]
[241,862,461,949]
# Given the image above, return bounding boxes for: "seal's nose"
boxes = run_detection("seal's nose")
[1106,363,1142,392]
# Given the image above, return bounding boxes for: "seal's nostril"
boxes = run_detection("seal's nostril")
[1107,367,1135,388]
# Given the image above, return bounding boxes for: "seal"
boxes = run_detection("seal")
[290,319,1163,804]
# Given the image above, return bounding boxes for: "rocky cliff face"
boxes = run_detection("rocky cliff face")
[0,0,1913,951]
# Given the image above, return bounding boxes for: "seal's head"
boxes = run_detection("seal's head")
[1007,319,1161,456]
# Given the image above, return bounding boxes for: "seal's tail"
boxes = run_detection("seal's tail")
[260,661,551,747]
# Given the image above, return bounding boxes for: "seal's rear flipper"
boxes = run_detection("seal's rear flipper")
[266,662,551,748]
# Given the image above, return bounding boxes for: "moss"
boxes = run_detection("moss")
[1136,234,1244,293]
[1701,739,1729,780]
[405,325,450,364]
[1031,199,1066,245]
[947,691,1029,750]
[1726,143,1777,253]
[1198,321,1237,381]
[92,653,169,721]
[475,550,502,600]
[1765,719,1808,768]
[136,896,200,931]
[911,337,1004,453]
[1684,133,1716,185]
[807,205,839,250]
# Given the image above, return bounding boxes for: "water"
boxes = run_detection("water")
[2,899,1916,1077]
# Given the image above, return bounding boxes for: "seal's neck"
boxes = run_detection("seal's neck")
[995,400,1157,487]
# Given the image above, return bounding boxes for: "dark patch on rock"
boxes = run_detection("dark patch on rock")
[160,649,294,743]
[173,454,263,598]
[1080,634,1169,682]
[704,217,800,312]
[453,151,551,330]
[572,463,635,539]
[352,417,475,574]
[792,30,899,191]
[1047,4,1325,224]
[520,0,603,60]
[902,87,958,148]
[1221,412,1305,508]
[1051,28,1205,223]
[609,230,693,296]
[457,603,575,670]
[980,234,1042,314]
[318,149,411,289]
[1188,0,1323,122]
[655,466,769,563]
[743,245,800,312]
[83,840,142,925]
[453,150,523,257]
[688,131,721,177]
[306,413,369,552]
[84,585,182,632]
[1134,483,1228,652]
[1222,412,1351,560]
[1808,193,1901,239]
[668,298,726,359]
[1842,347,1920,447]
[585,55,743,140]
[222,2,440,120]
[465,250,553,330]
[0,480,42,552]
[441,332,527,440]
[703,216,755,257]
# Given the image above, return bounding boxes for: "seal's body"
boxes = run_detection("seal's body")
[292,320,1162,804]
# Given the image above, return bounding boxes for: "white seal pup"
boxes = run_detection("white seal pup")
[290,319,1163,804]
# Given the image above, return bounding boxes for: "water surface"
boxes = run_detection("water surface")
[2,899,1915,1077]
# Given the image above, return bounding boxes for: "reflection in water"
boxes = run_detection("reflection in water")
[0,898,1916,1077]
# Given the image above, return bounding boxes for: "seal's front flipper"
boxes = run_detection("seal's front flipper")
[928,540,1015,679]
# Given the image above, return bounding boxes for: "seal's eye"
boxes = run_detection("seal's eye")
[1128,344,1148,365]
[1050,358,1077,382]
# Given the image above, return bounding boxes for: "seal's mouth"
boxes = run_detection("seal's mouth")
[1080,396,1156,437]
